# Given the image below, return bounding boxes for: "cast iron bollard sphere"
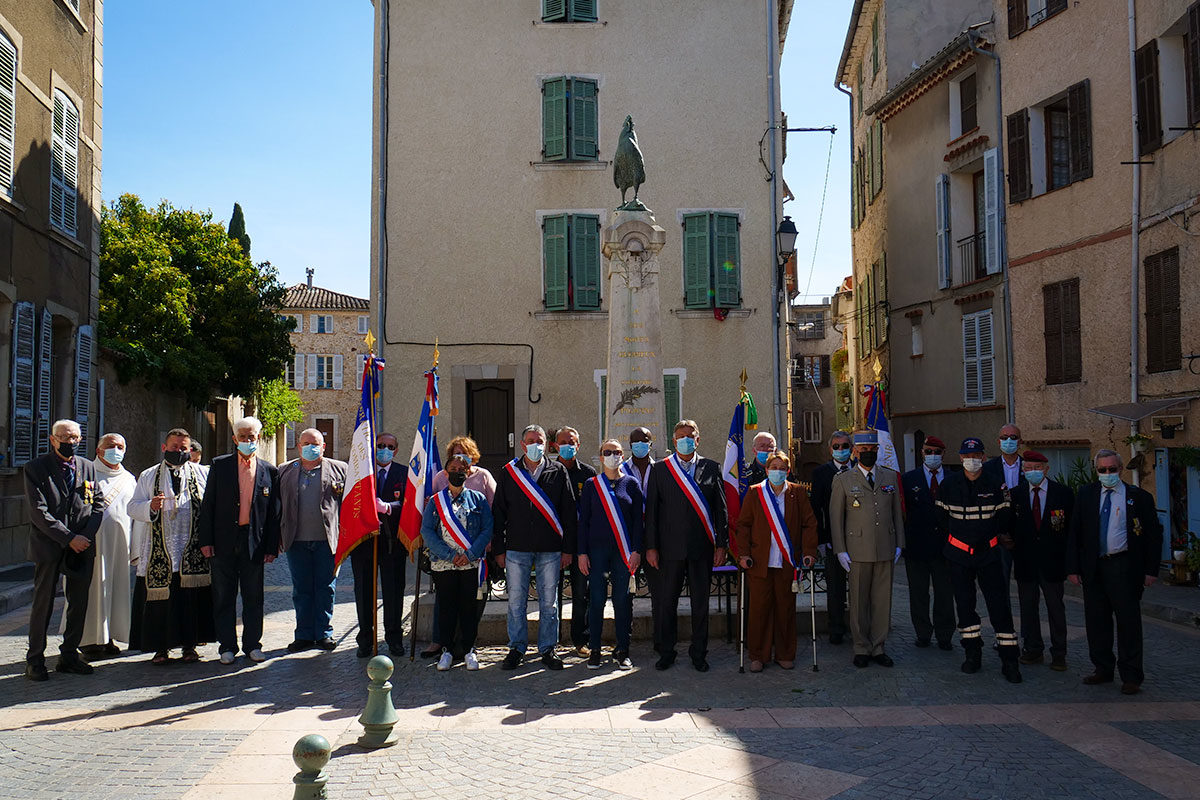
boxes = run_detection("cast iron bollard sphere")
[366,654,393,683]
[292,733,330,800]
[357,655,399,748]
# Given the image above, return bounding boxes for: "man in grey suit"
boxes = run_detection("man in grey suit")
[23,419,107,681]
[279,428,349,654]
[830,430,904,668]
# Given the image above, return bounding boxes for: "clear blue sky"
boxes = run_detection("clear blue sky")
[105,1,853,302]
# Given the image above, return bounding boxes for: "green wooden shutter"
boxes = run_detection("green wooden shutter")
[663,373,681,435]
[570,214,601,309]
[542,78,567,161]
[569,78,598,160]
[542,0,567,22]
[600,373,607,439]
[712,213,741,308]
[682,213,711,308]
[543,214,569,310]
[570,0,597,22]
[874,119,884,194]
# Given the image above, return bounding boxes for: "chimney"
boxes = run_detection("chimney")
[306,268,314,288]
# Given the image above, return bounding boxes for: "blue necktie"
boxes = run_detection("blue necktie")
[1098,489,1113,556]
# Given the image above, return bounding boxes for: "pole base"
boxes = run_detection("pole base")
[357,727,400,749]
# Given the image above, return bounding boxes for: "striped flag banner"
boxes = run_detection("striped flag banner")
[398,368,441,553]
[335,355,384,568]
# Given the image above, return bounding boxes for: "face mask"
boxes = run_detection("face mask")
[164,450,189,467]
[603,454,623,470]
[767,469,787,486]
[832,447,851,463]
[56,440,76,459]
[962,457,983,473]
[448,471,467,487]
[236,441,257,456]
[756,451,770,465]
[1000,438,1019,455]
[674,436,696,456]
[103,447,125,465]
[376,448,394,464]
[924,454,942,471]
[301,444,323,461]
[558,444,577,461]
[524,443,544,463]
[1099,472,1121,489]
[858,450,878,468]
[1024,470,1045,486]
[630,441,651,459]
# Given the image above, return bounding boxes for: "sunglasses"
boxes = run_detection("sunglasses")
[1096,466,1120,474]
[601,449,622,457]
[999,435,1019,441]
[831,444,851,451]
[377,444,396,451]
[922,449,943,455]
[451,454,471,462]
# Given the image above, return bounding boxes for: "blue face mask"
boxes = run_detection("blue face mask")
[1000,438,1019,455]
[832,446,851,463]
[236,441,257,456]
[1099,472,1121,489]
[558,444,577,461]
[630,441,651,459]
[674,436,696,455]
[1024,470,1044,486]
[376,448,394,464]
[767,469,787,486]
[103,447,124,465]
[301,444,323,461]
[924,454,942,471]
[756,451,770,465]
[525,443,544,463]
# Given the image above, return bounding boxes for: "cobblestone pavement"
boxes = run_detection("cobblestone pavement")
[1,558,1199,799]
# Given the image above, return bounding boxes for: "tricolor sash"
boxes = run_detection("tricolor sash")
[664,454,716,545]
[433,489,487,591]
[590,476,635,572]
[756,483,795,568]
[504,458,564,537]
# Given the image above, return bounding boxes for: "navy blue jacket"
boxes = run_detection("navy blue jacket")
[577,473,644,557]
[902,467,946,561]
[1011,478,1074,583]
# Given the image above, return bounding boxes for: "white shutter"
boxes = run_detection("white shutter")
[306,354,318,389]
[292,353,304,389]
[935,174,952,289]
[285,422,296,449]
[332,354,344,389]
[324,314,334,333]
[357,315,369,335]
[983,147,1001,275]
[10,301,35,465]
[962,312,980,406]
[291,313,303,333]
[73,325,94,449]
[35,308,52,453]
[49,90,79,236]
[309,314,319,334]
[977,310,995,404]
[0,34,16,197]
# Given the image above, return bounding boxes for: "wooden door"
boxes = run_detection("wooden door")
[467,380,514,476]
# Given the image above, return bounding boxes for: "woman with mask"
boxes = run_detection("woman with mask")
[734,451,818,672]
[577,439,644,669]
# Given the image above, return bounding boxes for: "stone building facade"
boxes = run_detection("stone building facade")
[790,299,840,479]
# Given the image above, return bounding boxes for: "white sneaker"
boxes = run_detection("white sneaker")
[219,651,236,665]
[247,649,266,663]
[465,650,480,671]
[437,651,453,671]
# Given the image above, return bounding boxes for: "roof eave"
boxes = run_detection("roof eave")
[834,0,869,88]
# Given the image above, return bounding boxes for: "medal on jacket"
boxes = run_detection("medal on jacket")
[83,480,94,505]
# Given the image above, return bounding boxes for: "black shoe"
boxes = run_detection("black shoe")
[25,663,48,682]
[1120,682,1141,695]
[356,645,372,658]
[541,650,564,670]
[55,658,94,675]
[387,642,406,658]
[692,658,710,672]
[315,638,337,651]
[501,649,523,670]
[829,633,844,645]
[287,639,315,653]
[655,653,676,671]
[937,640,954,651]
[872,653,894,667]
[1019,650,1044,665]
[1002,662,1023,684]
[1082,672,1114,685]
[962,648,982,674]
[587,651,603,669]
[853,655,870,668]
[914,638,931,648]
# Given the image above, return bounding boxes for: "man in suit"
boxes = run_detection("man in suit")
[809,430,853,644]
[350,432,408,658]
[830,430,904,667]
[1067,449,1162,695]
[645,419,728,672]
[556,425,596,658]
[1012,450,1074,670]
[23,419,106,681]
[983,423,1024,585]
[280,429,349,654]
[901,435,956,650]
[198,416,281,665]
[746,430,777,486]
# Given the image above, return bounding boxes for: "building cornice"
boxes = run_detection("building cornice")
[867,33,989,123]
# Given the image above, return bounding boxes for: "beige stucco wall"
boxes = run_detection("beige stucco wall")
[372,1,786,457]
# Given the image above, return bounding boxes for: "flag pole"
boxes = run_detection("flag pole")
[408,341,440,663]
[365,331,381,659]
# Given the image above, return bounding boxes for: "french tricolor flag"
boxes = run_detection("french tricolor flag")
[335,355,384,567]
[398,368,441,553]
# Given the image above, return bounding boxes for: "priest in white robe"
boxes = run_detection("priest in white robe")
[128,428,214,664]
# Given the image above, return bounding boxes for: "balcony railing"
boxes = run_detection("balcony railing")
[956,231,987,286]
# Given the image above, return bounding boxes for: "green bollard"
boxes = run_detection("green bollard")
[357,655,399,748]
[292,733,331,799]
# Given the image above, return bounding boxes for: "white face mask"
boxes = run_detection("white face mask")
[603,454,623,470]
[962,457,984,474]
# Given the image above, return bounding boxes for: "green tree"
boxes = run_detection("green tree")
[100,193,294,407]
[255,377,304,437]
[228,202,251,257]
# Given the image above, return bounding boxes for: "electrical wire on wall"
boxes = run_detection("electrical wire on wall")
[381,339,542,404]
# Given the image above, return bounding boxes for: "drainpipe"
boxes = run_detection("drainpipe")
[835,82,854,418]
[1127,0,1142,481]
[375,0,390,422]
[767,0,784,439]
[967,32,1015,426]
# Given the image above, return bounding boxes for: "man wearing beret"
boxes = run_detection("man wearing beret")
[901,435,956,650]
[830,430,904,668]
[1011,451,1073,671]
[935,438,1022,682]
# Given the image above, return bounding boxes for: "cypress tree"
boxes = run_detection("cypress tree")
[228,202,251,257]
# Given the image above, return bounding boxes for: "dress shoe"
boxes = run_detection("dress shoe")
[387,642,406,658]
[1049,657,1068,672]
[25,663,48,682]
[104,642,122,656]
[1082,672,1114,685]
[748,660,764,673]
[914,638,931,648]
[872,653,894,668]
[1120,682,1140,695]
[246,649,266,663]
[315,638,337,651]
[1001,662,1023,684]
[287,639,314,653]
[775,660,794,670]
[420,644,443,659]
[692,658,710,672]
[356,645,372,658]
[828,633,844,645]
[501,649,523,670]
[1019,651,1044,665]
[937,640,954,651]
[540,650,564,670]
[219,651,236,665]
[55,658,94,675]
[853,654,870,668]
[655,653,676,671]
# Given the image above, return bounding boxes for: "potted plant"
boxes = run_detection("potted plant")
[1123,433,1153,454]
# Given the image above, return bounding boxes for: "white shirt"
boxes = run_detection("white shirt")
[376,462,393,483]
[857,464,876,482]
[766,482,787,568]
[1028,481,1046,518]
[1101,481,1127,554]
[1002,457,1022,490]
[678,453,697,477]
[622,457,653,499]
[924,465,941,488]
[528,457,546,481]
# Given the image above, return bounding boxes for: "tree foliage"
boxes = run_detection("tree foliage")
[255,377,304,437]
[228,202,252,257]
[100,194,294,408]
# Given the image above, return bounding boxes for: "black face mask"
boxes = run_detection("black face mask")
[56,440,76,459]
[448,472,467,487]
[858,450,878,468]
[163,450,189,467]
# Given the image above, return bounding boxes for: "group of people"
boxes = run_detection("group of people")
[23,414,1162,698]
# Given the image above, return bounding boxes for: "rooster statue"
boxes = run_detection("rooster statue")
[613,115,646,210]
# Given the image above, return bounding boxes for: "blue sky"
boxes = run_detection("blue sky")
[105,1,852,302]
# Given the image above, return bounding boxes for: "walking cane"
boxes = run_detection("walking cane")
[409,546,422,663]
[738,565,746,674]
[809,564,819,672]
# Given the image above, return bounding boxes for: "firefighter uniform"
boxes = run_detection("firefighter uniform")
[935,438,1021,683]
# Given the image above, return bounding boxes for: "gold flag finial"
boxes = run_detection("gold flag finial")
[363,329,377,354]
[432,338,440,369]
[739,368,748,393]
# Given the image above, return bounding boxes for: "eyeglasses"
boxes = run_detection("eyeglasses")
[831,444,851,451]
[1096,466,1120,474]
[451,454,471,462]
[922,449,943,456]
[999,435,1019,441]
[601,449,622,457]
[377,444,396,451]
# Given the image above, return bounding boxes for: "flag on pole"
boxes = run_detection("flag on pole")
[721,392,754,559]
[863,383,900,472]
[397,368,441,553]
[335,354,384,568]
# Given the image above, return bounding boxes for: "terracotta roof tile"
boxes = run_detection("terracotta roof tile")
[281,284,369,311]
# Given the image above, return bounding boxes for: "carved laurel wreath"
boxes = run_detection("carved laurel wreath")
[612,384,661,413]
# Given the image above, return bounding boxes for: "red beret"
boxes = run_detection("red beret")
[923,436,946,450]
[1022,450,1048,463]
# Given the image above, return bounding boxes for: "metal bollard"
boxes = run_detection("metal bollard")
[357,655,399,748]
[292,733,331,800]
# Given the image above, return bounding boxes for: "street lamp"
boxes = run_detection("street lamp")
[776,215,798,264]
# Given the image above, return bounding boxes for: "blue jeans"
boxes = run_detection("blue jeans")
[504,550,561,653]
[287,541,337,641]
[588,548,632,653]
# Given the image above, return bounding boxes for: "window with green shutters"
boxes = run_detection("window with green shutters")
[542,213,601,311]
[542,76,598,161]
[598,370,682,441]
[542,0,597,23]
[681,211,741,309]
